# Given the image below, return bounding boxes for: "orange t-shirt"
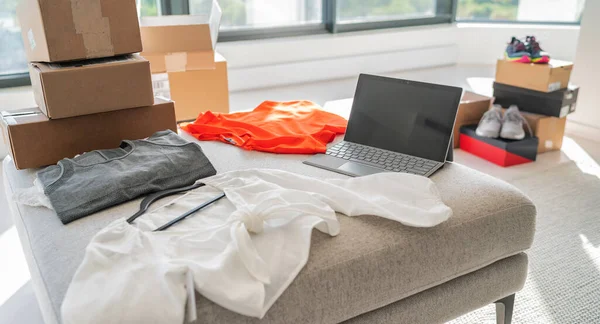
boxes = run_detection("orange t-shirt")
[181,101,347,154]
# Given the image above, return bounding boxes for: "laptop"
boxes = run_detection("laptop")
[304,74,462,177]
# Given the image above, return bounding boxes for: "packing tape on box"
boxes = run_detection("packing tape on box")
[165,52,188,73]
[70,0,114,58]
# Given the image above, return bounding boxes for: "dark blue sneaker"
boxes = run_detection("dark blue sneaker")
[504,37,531,63]
[526,36,550,64]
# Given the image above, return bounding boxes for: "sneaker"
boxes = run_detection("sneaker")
[505,37,531,63]
[500,105,532,140]
[526,36,550,64]
[476,105,503,138]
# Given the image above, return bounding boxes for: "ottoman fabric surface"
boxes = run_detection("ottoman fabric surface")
[3,132,536,324]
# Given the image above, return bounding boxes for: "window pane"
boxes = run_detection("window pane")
[190,0,322,30]
[139,0,160,17]
[0,0,27,76]
[456,0,585,23]
[336,0,437,23]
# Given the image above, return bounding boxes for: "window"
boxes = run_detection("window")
[0,0,28,84]
[0,0,588,88]
[328,0,454,32]
[456,0,586,23]
[191,0,322,30]
[336,0,437,23]
[140,0,160,16]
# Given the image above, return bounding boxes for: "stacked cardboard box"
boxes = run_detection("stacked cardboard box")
[460,58,579,167]
[140,1,229,122]
[1,0,177,170]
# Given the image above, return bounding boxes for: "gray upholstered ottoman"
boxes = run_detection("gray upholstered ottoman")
[3,131,535,324]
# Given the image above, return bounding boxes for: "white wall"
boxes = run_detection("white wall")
[569,0,600,139]
[518,0,584,22]
[217,23,580,92]
[457,23,580,64]
[217,25,459,92]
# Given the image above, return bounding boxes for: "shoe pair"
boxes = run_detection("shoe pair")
[505,36,550,64]
[476,105,532,140]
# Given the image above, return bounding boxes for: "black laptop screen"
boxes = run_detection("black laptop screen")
[344,75,462,162]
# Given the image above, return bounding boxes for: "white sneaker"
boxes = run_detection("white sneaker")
[476,105,503,138]
[500,105,531,140]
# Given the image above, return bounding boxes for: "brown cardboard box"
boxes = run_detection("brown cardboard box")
[453,91,493,148]
[502,109,567,153]
[495,59,573,92]
[167,53,229,121]
[17,0,142,62]
[29,55,154,119]
[0,99,177,170]
[140,7,222,73]
[143,52,217,73]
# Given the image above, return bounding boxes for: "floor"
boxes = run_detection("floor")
[1,64,599,323]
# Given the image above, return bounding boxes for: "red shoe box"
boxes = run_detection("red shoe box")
[460,125,539,167]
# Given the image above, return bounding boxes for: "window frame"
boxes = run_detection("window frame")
[0,72,30,88]
[0,0,585,88]
[326,0,455,33]
[455,19,581,26]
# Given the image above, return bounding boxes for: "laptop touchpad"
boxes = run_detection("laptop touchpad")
[338,162,383,176]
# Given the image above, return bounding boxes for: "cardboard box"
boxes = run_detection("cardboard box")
[501,109,567,153]
[495,59,573,92]
[494,82,579,118]
[143,52,217,74]
[152,53,229,121]
[17,0,142,62]
[453,91,493,148]
[29,55,154,119]
[0,99,176,170]
[140,3,222,73]
[460,125,538,167]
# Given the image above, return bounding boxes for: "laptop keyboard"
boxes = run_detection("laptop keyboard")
[325,141,439,176]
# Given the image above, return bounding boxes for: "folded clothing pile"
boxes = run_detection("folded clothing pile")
[37,130,217,224]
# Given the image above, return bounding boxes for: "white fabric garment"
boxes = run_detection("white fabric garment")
[61,169,452,324]
[12,178,53,209]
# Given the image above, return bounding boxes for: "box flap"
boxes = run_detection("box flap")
[461,91,491,104]
[547,59,573,70]
[28,63,51,117]
[140,0,222,53]
[37,54,143,72]
[1,109,48,124]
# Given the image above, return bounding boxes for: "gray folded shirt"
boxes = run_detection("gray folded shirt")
[37,130,217,224]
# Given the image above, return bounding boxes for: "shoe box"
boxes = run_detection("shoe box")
[162,53,230,121]
[0,98,177,170]
[495,59,573,92]
[499,108,567,153]
[140,7,221,73]
[494,82,578,118]
[460,125,538,167]
[453,91,493,148]
[29,55,154,119]
[17,0,142,63]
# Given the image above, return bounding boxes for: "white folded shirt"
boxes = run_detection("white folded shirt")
[61,169,452,324]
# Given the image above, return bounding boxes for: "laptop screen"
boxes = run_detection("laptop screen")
[344,74,463,162]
